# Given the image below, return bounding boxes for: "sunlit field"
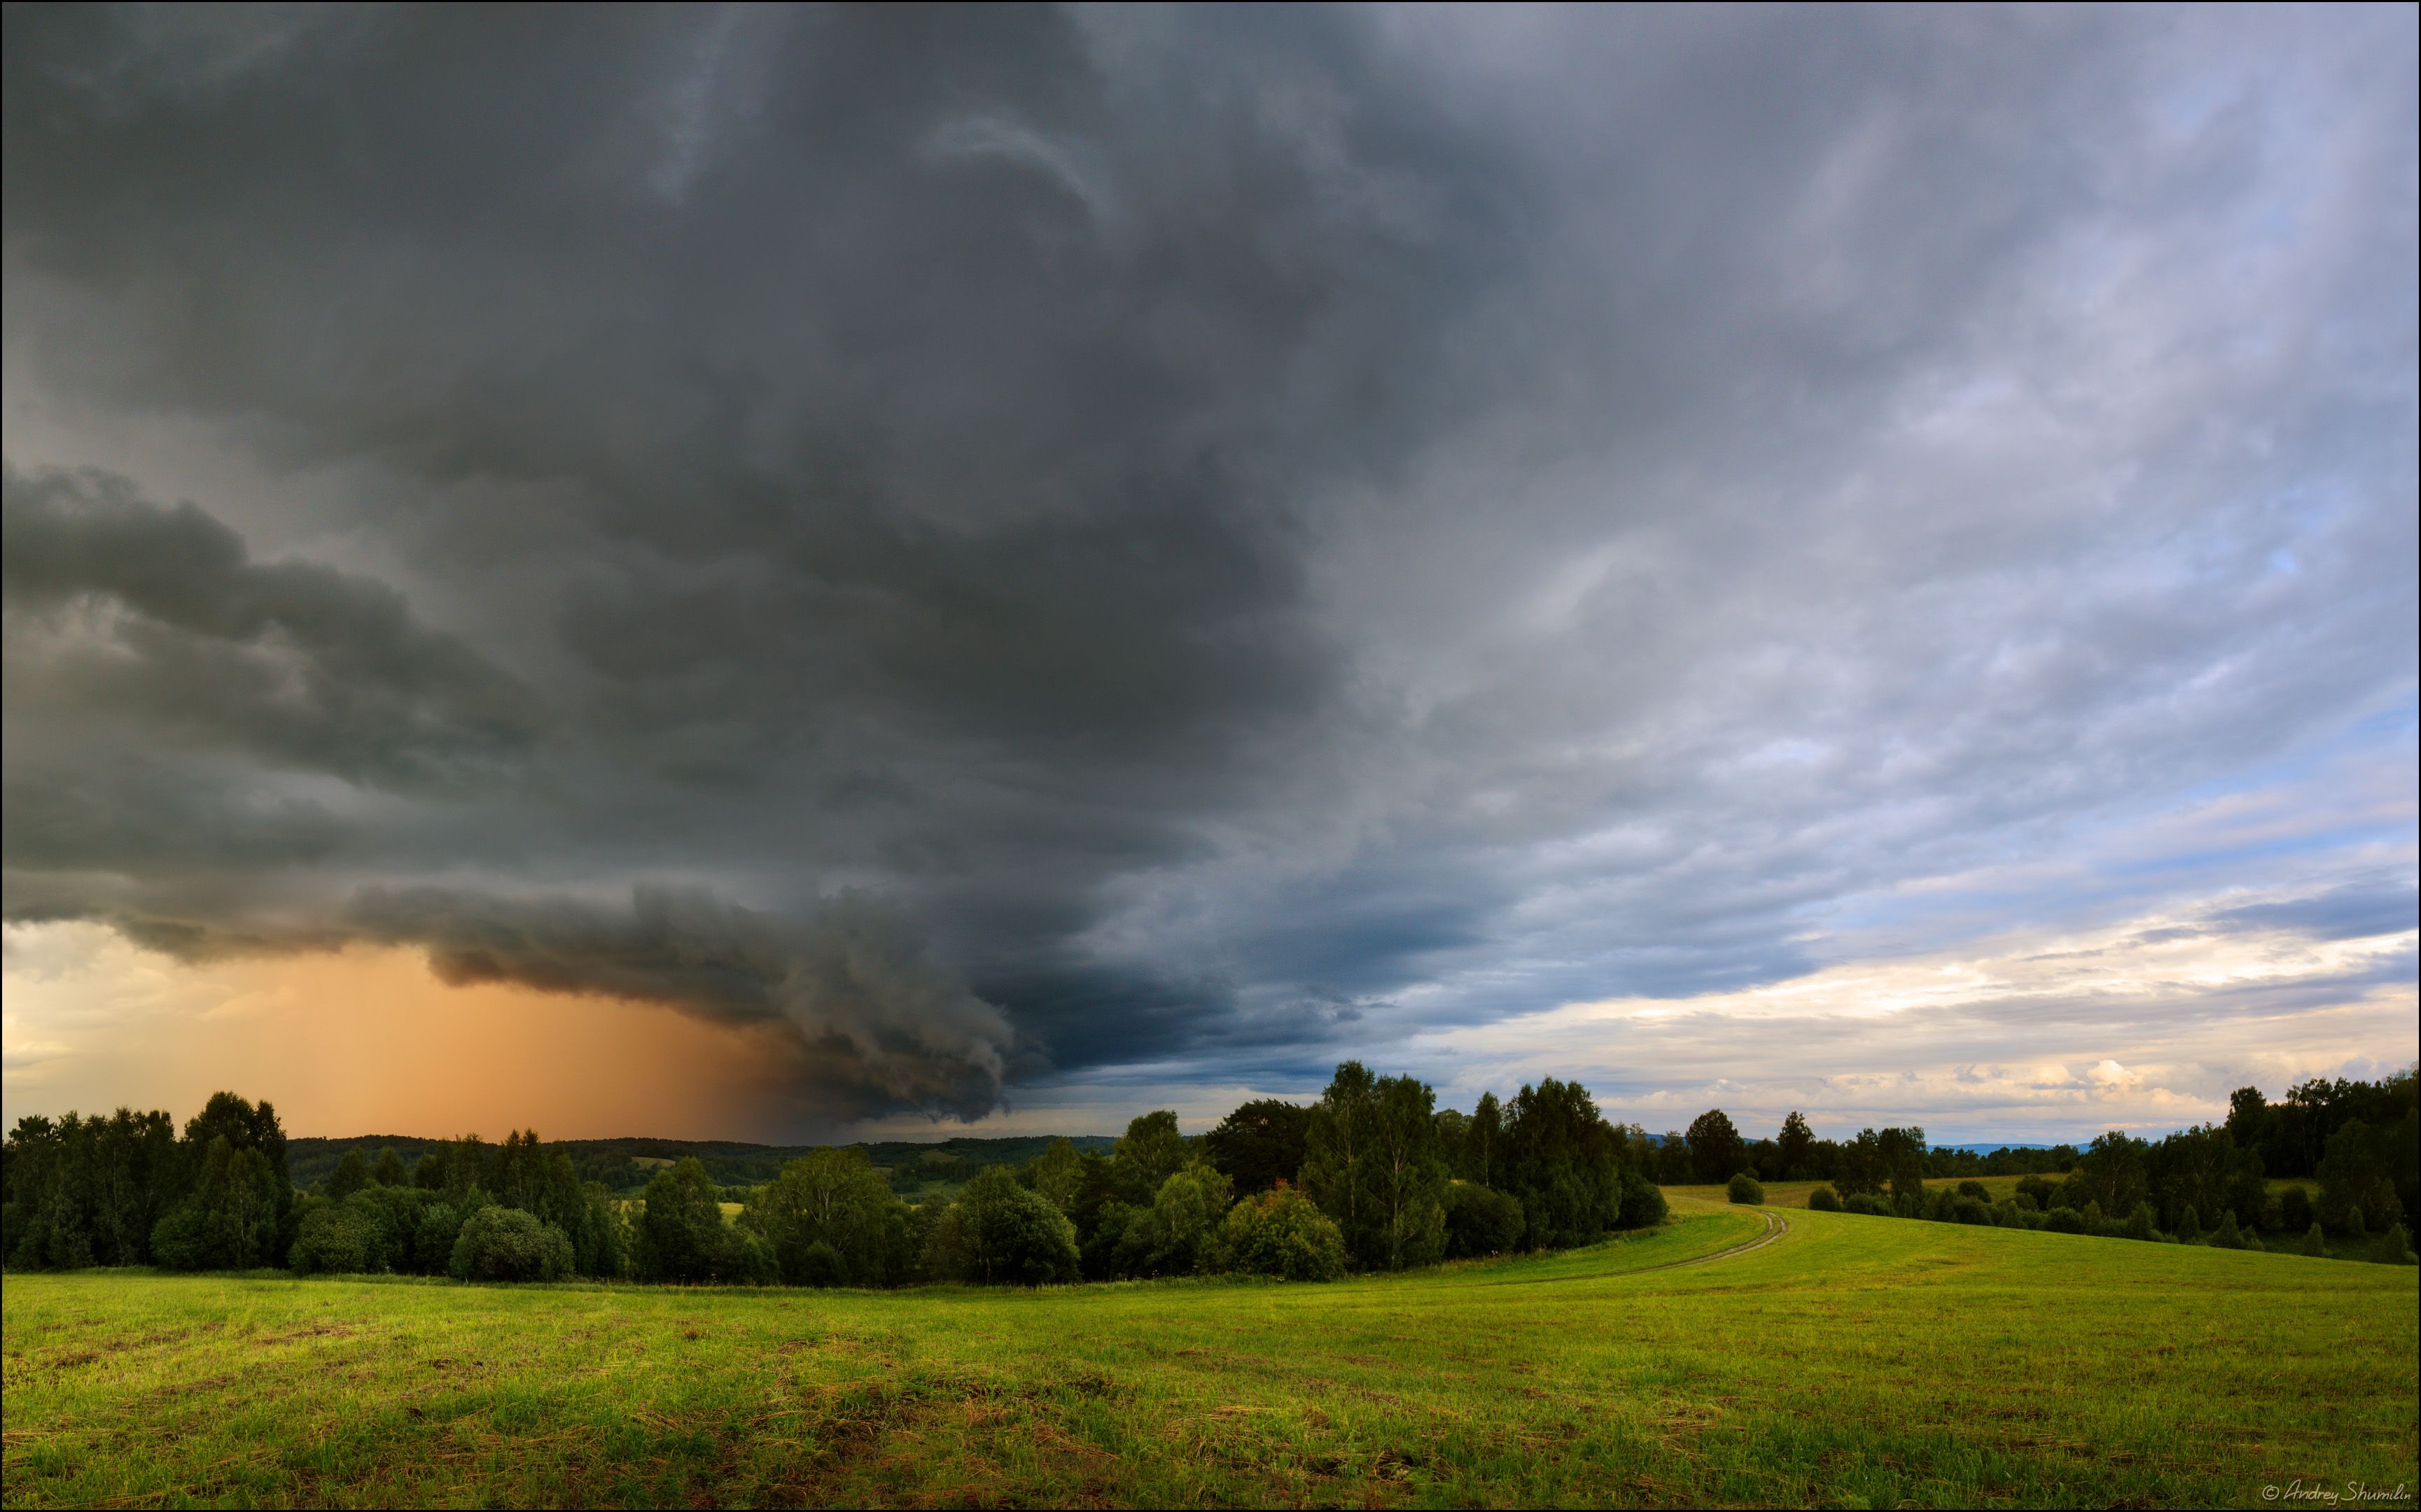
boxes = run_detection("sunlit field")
[5,1194,2412,1509]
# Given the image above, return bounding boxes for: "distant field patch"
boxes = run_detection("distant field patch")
[4,1196,2412,1508]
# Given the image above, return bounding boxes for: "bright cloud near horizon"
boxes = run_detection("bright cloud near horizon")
[3,5,2414,1145]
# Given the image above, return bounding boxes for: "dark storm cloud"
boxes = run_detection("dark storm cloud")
[4,465,536,790]
[3,4,2413,1128]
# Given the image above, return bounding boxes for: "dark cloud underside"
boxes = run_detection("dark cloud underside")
[4,4,2413,1130]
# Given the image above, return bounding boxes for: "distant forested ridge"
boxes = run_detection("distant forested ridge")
[6,1065,2411,1284]
[279,1134,1117,1198]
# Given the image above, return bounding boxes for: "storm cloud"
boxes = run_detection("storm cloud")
[4,5,2413,1132]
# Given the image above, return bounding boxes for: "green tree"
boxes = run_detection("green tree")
[928,1167,1078,1285]
[1686,1109,1744,1185]
[1214,1184,1346,1280]
[2315,1117,2409,1235]
[326,1149,372,1201]
[372,1148,409,1189]
[449,1205,575,1282]
[1619,1167,1668,1228]
[632,1158,768,1282]
[1021,1138,1084,1215]
[747,1147,900,1285]
[1876,1126,1929,1202]
[151,1135,281,1270]
[1726,1171,1764,1205]
[1441,1181,1523,1257]
[1502,1078,1626,1250]
[1301,1062,1381,1266]
[1202,1100,1311,1194]
[1369,1074,1449,1270]
[1115,1111,1189,1194]
[1465,1093,1505,1187]
[1777,1111,1815,1180]
[1143,1161,1235,1275]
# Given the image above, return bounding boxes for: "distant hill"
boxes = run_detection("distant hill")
[285,1133,1119,1196]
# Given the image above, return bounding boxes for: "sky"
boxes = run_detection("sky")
[2,4,2414,1147]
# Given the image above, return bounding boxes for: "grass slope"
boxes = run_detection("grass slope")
[4,1196,2413,1508]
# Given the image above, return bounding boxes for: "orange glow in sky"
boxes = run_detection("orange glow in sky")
[3,925,812,1140]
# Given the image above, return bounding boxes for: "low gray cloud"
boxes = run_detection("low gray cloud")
[2,5,2413,1130]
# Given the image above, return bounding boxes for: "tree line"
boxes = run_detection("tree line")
[2,1064,1668,1285]
[11,1065,2407,1282]
[1709,1070,2415,1265]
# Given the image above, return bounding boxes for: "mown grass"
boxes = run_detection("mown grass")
[4,1196,2412,1508]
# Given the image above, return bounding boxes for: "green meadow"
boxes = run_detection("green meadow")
[4,1194,2413,1509]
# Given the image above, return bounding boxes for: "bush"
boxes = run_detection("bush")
[2118,1202,2158,1242]
[2044,1205,2086,1234]
[2209,1211,2247,1250]
[1955,1181,1991,1204]
[2376,1223,2418,1266]
[448,1206,574,1282]
[1842,1192,1890,1217]
[1215,1184,1346,1281]
[289,1197,391,1275]
[1442,1182,1526,1257]
[1949,1196,1993,1226]
[2275,1185,2316,1236]
[1617,1168,1668,1228]
[2014,1175,2057,1211]
[2301,1222,2328,1257]
[415,1202,469,1274]
[1725,1172,1764,1205]
[1806,1185,1841,1212]
[793,1239,848,1287]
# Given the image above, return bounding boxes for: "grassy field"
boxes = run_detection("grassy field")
[4,1194,2413,1508]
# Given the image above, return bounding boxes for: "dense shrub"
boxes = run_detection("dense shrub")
[1806,1185,1841,1212]
[1617,1168,1668,1228]
[2044,1205,2086,1234]
[448,1206,574,1282]
[2117,1202,2159,1242]
[2275,1184,2315,1236]
[1948,1196,1993,1226]
[793,1240,848,1287]
[1442,1182,1525,1257]
[2301,1222,2329,1256]
[2014,1175,2057,1211]
[2376,1223,2417,1266]
[288,1194,401,1274]
[1215,1185,1346,1280]
[1842,1192,1890,1216]
[415,1202,470,1273]
[1726,1172,1764,1205]
[1955,1180,1991,1203]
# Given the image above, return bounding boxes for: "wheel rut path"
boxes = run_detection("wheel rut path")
[1486,1208,1789,1287]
